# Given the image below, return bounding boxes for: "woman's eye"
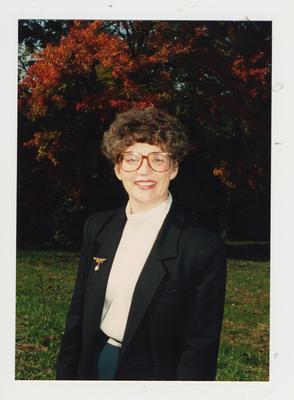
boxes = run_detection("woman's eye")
[125,155,139,163]
[153,156,165,163]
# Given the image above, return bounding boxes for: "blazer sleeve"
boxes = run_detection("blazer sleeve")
[55,216,92,380]
[176,237,227,380]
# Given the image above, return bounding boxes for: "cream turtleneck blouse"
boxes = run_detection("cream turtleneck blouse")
[99,193,172,347]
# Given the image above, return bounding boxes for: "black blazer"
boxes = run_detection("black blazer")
[56,203,227,380]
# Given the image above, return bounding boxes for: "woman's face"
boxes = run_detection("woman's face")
[114,142,178,213]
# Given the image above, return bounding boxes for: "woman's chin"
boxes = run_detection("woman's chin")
[129,192,167,212]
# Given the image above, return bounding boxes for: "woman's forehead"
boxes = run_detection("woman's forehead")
[124,142,165,153]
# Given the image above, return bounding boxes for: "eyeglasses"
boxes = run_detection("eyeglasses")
[118,151,173,172]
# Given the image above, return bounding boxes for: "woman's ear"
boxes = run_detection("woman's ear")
[114,163,122,181]
[170,162,179,180]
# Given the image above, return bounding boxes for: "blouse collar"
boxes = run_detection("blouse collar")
[125,192,172,226]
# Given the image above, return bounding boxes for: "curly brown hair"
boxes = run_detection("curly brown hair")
[101,108,190,163]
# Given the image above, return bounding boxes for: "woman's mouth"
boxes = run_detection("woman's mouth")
[134,180,157,190]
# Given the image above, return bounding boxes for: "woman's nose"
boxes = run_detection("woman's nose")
[137,157,151,174]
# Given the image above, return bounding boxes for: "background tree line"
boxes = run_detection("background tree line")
[17,19,271,248]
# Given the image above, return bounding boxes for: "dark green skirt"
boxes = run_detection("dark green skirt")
[97,341,120,380]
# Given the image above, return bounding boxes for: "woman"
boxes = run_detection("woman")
[56,108,227,381]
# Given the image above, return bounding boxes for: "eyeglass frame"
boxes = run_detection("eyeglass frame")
[118,151,174,172]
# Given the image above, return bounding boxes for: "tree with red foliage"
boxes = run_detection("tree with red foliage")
[18,20,271,244]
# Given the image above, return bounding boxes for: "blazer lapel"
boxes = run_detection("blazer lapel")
[84,208,126,332]
[118,205,184,363]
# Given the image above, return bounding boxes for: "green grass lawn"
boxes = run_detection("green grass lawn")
[15,249,269,380]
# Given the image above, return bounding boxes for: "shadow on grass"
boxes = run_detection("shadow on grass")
[226,242,270,261]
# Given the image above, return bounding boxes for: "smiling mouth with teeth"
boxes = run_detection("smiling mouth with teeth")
[135,181,157,189]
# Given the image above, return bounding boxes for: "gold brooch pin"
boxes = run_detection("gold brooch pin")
[93,257,107,271]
